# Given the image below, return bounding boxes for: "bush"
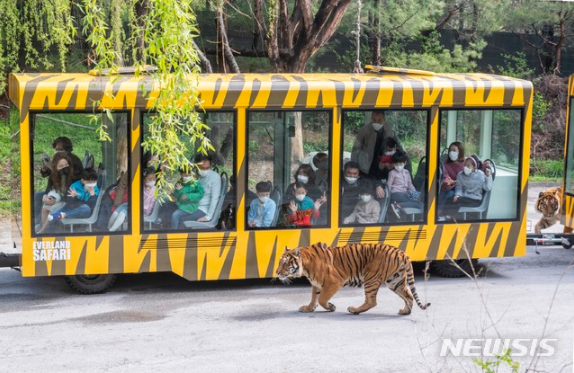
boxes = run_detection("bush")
[530,159,564,180]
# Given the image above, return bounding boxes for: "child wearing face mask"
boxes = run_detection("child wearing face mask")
[248,181,276,228]
[387,150,421,220]
[169,168,205,230]
[286,182,327,228]
[47,168,100,222]
[284,164,322,204]
[441,156,492,220]
[377,137,398,180]
[343,182,380,224]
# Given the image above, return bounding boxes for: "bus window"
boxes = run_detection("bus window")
[247,110,331,229]
[342,110,428,225]
[31,112,129,235]
[438,109,522,221]
[565,98,574,195]
[142,111,235,231]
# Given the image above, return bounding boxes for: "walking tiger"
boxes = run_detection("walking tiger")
[276,242,430,315]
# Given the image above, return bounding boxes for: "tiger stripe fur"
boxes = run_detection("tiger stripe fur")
[276,242,430,315]
[534,187,562,234]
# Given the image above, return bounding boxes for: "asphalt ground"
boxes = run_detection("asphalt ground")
[0,183,571,372]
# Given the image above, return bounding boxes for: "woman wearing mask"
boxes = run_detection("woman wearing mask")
[441,156,492,220]
[439,142,465,214]
[284,164,322,203]
[37,153,74,233]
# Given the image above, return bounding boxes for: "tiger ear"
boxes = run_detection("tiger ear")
[539,192,544,198]
[293,248,301,257]
[284,246,290,252]
[555,187,562,195]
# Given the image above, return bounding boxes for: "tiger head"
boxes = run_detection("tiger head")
[275,246,303,283]
[535,187,562,218]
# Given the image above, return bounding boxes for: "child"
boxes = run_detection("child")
[142,167,157,218]
[377,137,398,180]
[387,150,421,219]
[343,182,381,224]
[247,181,276,228]
[169,168,204,230]
[286,182,326,228]
[441,156,492,220]
[46,168,100,225]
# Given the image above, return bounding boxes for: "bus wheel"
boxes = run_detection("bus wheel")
[431,259,478,278]
[65,274,117,294]
[561,238,572,250]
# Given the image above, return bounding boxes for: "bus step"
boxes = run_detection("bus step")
[0,253,21,268]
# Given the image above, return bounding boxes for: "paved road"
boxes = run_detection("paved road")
[0,245,572,373]
[0,183,571,372]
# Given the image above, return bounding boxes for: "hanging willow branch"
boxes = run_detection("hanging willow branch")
[82,0,212,187]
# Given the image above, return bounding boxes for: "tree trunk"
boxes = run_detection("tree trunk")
[134,0,149,63]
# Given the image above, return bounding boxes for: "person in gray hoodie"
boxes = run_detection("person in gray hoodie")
[441,156,492,220]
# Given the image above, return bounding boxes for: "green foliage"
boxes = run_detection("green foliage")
[82,0,210,192]
[474,349,520,373]
[0,0,75,91]
[382,33,487,73]
[531,159,564,180]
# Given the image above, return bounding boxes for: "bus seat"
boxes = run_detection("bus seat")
[458,159,496,219]
[440,147,449,163]
[378,184,391,223]
[61,190,105,233]
[183,173,228,229]
[412,156,426,191]
[144,199,161,229]
[270,186,282,227]
[81,151,90,168]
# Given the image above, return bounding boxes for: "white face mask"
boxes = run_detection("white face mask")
[297,175,309,184]
[372,122,383,131]
[85,182,97,188]
[182,176,193,183]
[360,195,372,203]
[385,150,396,156]
[449,151,458,161]
[463,166,473,175]
[295,194,306,202]
[259,196,269,203]
[198,170,209,177]
[394,164,404,172]
[345,176,358,184]
[145,181,156,187]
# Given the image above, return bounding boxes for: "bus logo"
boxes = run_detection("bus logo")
[32,241,71,261]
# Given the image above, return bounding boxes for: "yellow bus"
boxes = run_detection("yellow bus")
[5,66,533,293]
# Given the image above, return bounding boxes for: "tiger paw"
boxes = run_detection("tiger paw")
[298,305,316,313]
[398,308,411,315]
[324,302,336,312]
[347,306,360,315]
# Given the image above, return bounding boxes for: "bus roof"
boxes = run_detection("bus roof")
[8,72,532,111]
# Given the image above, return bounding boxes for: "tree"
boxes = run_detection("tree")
[503,0,574,75]
[0,0,75,92]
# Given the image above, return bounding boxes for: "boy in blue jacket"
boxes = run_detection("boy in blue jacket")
[49,168,100,221]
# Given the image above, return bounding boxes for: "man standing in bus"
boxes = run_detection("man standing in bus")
[351,111,399,178]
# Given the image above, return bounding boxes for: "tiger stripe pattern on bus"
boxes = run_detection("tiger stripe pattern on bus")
[8,72,533,281]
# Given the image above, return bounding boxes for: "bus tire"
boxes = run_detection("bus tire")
[431,259,478,278]
[561,238,572,250]
[65,274,117,294]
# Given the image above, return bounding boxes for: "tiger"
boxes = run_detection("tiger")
[275,242,430,315]
[534,187,562,234]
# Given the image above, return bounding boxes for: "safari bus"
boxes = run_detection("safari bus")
[3,66,533,293]
[531,73,574,249]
